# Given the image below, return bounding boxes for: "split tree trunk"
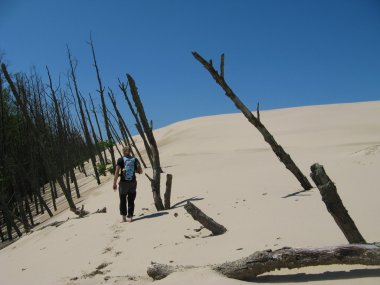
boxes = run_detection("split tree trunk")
[310,163,366,244]
[192,52,313,191]
[184,201,227,235]
[127,75,165,211]
[147,243,380,280]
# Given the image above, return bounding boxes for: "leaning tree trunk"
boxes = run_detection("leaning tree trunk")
[147,243,380,280]
[119,81,154,167]
[89,35,116,170]
[108,89,147,168]
[192,52,313,191]
[67,49,101,185]
[89,93,108,163]
[310,163,366,244]
[127,75,165,211]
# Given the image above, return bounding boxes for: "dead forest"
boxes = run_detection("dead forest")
[0,46,379,281]
[0,40,171,246]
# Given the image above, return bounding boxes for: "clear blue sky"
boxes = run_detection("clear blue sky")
[1,0,379,129]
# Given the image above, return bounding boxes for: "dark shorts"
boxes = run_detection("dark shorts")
[119,180,137,195]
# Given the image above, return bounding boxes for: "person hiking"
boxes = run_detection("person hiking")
[113,146,143,222]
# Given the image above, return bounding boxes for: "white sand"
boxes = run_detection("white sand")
[1,101,379,285]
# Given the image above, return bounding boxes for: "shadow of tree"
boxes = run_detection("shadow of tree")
[282,189,314,199]
[171,196,204,209]
[246,268,380,283]
[133,211,169,222]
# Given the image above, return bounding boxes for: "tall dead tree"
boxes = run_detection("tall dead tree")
[108,89,147,168]
[88,35,116,170]
[89,94,108,163]
[127,75,165,211]
[119,81,153,167]
[192,52,313,191]
[83,95,105,165]
[67,48,101,185]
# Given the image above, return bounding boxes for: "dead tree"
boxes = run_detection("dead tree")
[192,52,313,191]
[164,174,173,210]
[184,201,227,235]
[127,74,165,211]
[83,95,105,165]
[89,94,108,163]
[147,242,380,280]
[88,35,116,170]
[108,89,147,168]
[67,48,101,185]
[119,81,154,167]
[310,163,366,244]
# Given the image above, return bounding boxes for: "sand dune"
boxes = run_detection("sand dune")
[1,101,379,285]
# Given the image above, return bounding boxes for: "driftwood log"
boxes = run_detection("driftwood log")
[184,202,227,235]
[310,163,366,244]
[147,243,380,280]
[192,52,313,191]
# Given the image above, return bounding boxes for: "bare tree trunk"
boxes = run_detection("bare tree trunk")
[184,201,227,235]
[164,174,173,210]
[108,89,147,168]
[310,163,366,243]
[70,168,80,198]
[83,95,105,165]
[192,52,313,191]
[148,243,380,281]
[119,81,154,167]
[89,94,108,163]
[88,35,116,170]
[67,49,101,185]
[127,75,165,211]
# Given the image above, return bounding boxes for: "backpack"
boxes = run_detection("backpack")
[122,156,136,181]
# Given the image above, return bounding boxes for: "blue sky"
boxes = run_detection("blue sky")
[1,0,379,129]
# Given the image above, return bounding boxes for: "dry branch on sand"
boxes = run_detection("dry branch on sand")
[147,243,380,280]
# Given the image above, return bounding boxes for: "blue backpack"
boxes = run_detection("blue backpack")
[122,156,136,181]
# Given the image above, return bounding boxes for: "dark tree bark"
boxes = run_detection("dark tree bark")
[147,243,380,281]
[67,48,101,185]
[310,163,366,244]
[89,94,108,163]
[119,81,154,167]
[108,89,147,168]
[164,174,173,210]
[192,52,313,191]
[184,201,227,235]
[88,35,116,170]
[83,95,105,166]
[127,75,165,211]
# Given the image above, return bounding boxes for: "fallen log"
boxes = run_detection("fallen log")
[147,243,380,280]
[310,163,366,244]
[184,201,227,235]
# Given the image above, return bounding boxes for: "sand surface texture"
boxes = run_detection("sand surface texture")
[1,101,379,285]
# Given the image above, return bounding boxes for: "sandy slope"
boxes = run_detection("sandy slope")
[1,101,379,285]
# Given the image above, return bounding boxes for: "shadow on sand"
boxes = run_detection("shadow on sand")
[282,188,315,199]
[171,196,204,209]
[133,212,169,222]
[246,268,380,283]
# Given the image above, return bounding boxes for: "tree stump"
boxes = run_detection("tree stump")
[310,163,366,244]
